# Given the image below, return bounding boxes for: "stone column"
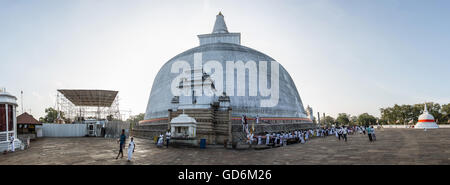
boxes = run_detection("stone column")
[168,109,172,131]
[228,107,232,145]
[13,105,16,139]
[5,104,8,142]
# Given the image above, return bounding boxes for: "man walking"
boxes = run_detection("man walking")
[342,126,348,142]
[116,129,126,159]
[371,126,376,141]
[367,126,373,142]
[338,127,342,140]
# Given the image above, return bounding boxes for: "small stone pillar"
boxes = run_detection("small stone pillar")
[168,109,173,130]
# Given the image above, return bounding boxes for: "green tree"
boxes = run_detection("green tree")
[378,118,388,125]
[127,113,145,129]
[336,113,350,125]
[441,103,450,124]
[320,116,335,126]
[39,107,65,123]
[426,102,443,124]
[380,102,444,125]
[350,116,358,125]
[357,113,377,126]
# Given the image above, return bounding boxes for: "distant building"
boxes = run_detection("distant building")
[17,112,42,139]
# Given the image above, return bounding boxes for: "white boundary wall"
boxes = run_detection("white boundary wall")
[42,123,87,137]
[104,121,130,138]
[381,125,450,128]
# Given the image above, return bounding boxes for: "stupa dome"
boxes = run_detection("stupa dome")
[144,12,308,121]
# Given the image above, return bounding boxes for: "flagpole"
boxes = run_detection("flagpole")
[21,90,24,114]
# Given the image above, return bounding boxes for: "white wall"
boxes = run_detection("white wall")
[381,125,450,128]
[42,123,87,137]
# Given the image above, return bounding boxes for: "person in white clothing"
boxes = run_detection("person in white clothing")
[157,133,164,147]
[342,127,348,142]
[279,133,283,146]
[127,137,136,162]
[165,130,171,148]
[256,115,260,124]
[257,135,262,145]
[300,132,305,144]
[265,132,271,145]
[10,136,15,152]
[274,134,278,146]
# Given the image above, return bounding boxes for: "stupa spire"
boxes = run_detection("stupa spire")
[198,12,241,45]
[424,103,428,113]
[212,11,228,33]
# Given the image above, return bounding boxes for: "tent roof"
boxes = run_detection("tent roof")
[57,89,118,107]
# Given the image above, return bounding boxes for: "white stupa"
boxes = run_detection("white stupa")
[415,104,439,129]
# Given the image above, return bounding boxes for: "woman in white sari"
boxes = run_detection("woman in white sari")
[127,137,135,162]
[300,132,305,144]
[157,133,164,147]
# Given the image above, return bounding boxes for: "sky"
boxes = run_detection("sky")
[1,0,449,120]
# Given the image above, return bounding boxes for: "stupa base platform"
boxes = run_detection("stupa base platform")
[414,122,439,129]
[132,121,316,147]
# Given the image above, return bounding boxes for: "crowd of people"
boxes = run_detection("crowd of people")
[245,125,379,147]
[115,123,379,162]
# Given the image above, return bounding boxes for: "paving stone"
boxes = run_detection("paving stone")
[1,128,450,164]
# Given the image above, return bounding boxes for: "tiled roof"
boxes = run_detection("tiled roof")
[17,112,41,124]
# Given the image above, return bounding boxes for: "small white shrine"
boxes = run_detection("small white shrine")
[170,111,197,145]
[415,103,439,129]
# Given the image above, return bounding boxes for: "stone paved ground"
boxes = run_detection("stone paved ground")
[1,128,450,165]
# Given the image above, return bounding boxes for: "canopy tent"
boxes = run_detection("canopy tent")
[57,89,118,107]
